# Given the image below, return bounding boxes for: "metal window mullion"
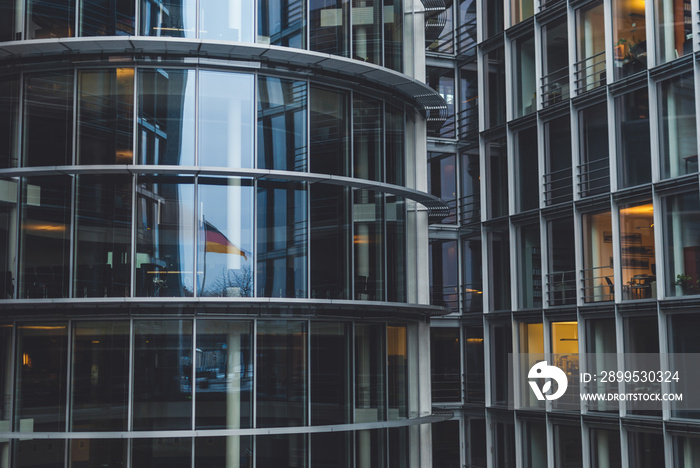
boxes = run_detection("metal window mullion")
[127,318,134,431]
[8,320,16,434]
[252,318,257,428]
[350,89,355,300]
[14,69,24,299]
[130,65,138,298]
[351,321,356,425]
[65,320,73,432]
[191,317,197,430]
[306,80,311,299]
[193,175,198,298]
[69,69,78,299]
[307,318,311,427]
[252,72,258,298]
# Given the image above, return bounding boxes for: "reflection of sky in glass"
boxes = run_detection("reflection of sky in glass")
[199,71,254,168]
[197,179,254,296]
[200,0,253,41]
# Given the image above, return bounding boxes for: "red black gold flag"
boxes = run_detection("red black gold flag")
[203,221,248,260]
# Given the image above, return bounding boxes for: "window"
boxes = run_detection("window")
[513,34,537,118]
[490,322,512,406]
[462,237,483,313]
[484,47,506,128]
[659,72,697,179]
[352,0,381,64]
[511,0,534,26]
[310,0,350,57]
[546,217,576,306]
[543,115,573,205]
[517,224,542,309]
[579,103,610,197]
[554,425,583,468]
[493,419,516,467]
[27,0,75,38]
[590,428,622,468]
[486,137,508,218]
[0,179,17,299]
[428,153,457,223]
[431,327,461,402]
[459,64,479,136]
[585,319,617,413]
[514,126,539,212]
[654,0,692,65]
[427,67,456,138]
[523,420,547,468]
[612,0,647,79]
[429,239,459,310]
[432,421,461,467]
[140,0,195,37]
[674,436,700,467]
[258,0,304,47]
[619,202,656,300]
[519,322,544,409]
[624,316,661,416]
[353,190,384,301]
[484,0,504,38]
[0,75,19,168]
[80,0,135,36]
[575,2,606,92]
[668,315,700,419]
[353,95,383,180]
[426,0,454,53]
[310,86,350,176]
[355,323,385,422]
[616,87,651,188]
[464,325,485,403]
[311,322,351,424]
[628,431,665,468]
[460,149,480,224]
[542,21,569,106]
[582,210,613,302]
[489,229,511,311]
[551,321,579,411]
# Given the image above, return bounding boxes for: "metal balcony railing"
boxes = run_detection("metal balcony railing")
[461,282,483,313]
[541,65,569,107]
[456,18,477,58]
[577,158,610,198]
[581,265,614,303]
[457,100,479,138]
[546,269,577,306]
[431,284,459,312]
[459,193,481,225]
[543,166,573,205]
[574,50,606,94]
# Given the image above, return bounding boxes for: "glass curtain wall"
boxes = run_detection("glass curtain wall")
[576,2,606,92]
[663,190,700,297]
[659,72,697,179]
[655,0,693,64]
[579,103,610,196]
[544,115,572,205]
[617,87,651,188]
[582,210,613,302]
[514,126,538,212]
[0,76,19,169]
[518,224,541,309]
[258,0,305,47]
[513,34,536,118]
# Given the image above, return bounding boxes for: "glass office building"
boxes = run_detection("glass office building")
[427,0,700,467]
[0,1,451,467]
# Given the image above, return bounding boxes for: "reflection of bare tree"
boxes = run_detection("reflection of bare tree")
[205,263,253,297]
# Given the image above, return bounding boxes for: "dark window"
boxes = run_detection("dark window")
[258,0,305,47]
[431,327,461,402]
[79,0,135,36]
[0,75,19,168]
[132,438,192,468]
[353,190,384,301]
[311,322,351,425]
[140,0,195,37]
[353,95,383,181]
[462,236,483,310]
[432,421,461,468]
[310,0,350,56]
[514,126,539,212]
[195,436,253,468]
[617,87,651,188]
[310,86,350,176]
[27,0,75,39]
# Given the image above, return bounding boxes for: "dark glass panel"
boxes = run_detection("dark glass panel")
[486,138,507,218]
[256,321,307,428]
[429,239,458,310]
[547,217,576,306]
[514,126,538,211]
[71,321,129,431]
[464,325,484,403]
[430,327,460,402]
[15,440,65,468]
[489,229,511,311]
[132,438,192,468]
[258,0,305,47]
[461,237,482,313]
[484,47,505,128]
[576,2,606,93]
[352,0,381,64]
[585,319,617,413]
[195,321,252,429]
[579,103,610,197]
[310,0,350,56]
[674,436,700,467]
[386,196,406,302]
[256,180,307,298]
[426,0,452,53]
[356,429,385,468]
[140,0,195,37]
[659,73,697,179]
[432,421,460,468]
[664,191,700,297]
[459,65,479,136]
[353,95,383,181]
[74,175,132,298]
[544,116,573,205]
[27,0,75,38]
[427,67,456,138]
[19,176,71,299]
[137,69,195,166]
[310,322,351,425]
[16,323,68,432]
[617,87,651,188]
[385,104,404,186]
[387,324,407,419]
[353,190,384,301]
[199,71,254,168]
[310,184,350,299]
[0,75,19,168]
[625,317,661,416]
[197,178,254,297]
[518,224,541,309]
[523,421,546,468]
[195,436,253,468]
[383,0,402,71]
[200,0,253,41]
[458,0,478,55]
[554,425,582,468]
[388,427,410,468]
[79,0,135,36]
[77,69,134,165]
[493,419,516,468]
[0,441,7,468]
[355,323,385,422]
[590,428,621,468]
[669,315,700,419]
[485,0,503,37]
[135,176,194,297]
[0,179,17,299]
[309,86,350,176]
[542,21,569,105]
[257,434,307,468]
[258,77,307,171]
[612,0,647,79]
[0,1,19,41]
[490,323,511,406]
[0,324,11,427]
[514,34,536,117]
[133,320,193,430]
[428,153,457,224]
[70,439,127,468]
[629,432,664,468]
[582,211,613,303]
[23,73,73,167]
[311,432,351,468]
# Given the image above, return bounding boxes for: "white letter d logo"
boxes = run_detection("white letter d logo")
[528,361,568,401]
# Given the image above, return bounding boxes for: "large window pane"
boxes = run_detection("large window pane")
[554,425,583,468]
[197,178,254,297]
[518,224,541,309]
[579,103,610,197]
[663,191,700,297]
[385,104,404,186]
[352,0,381,64]
[310,185,350,299]
[576,1,606,92]
[132,438,192,468]
[71,322,129,431]
[256,321,307,428]
[432,421,460,468]
[383,0,402,71]
[489,229,511,311]
[490,323,511,406]
[310,86,350,176]
[354,190,384,301]
[201,0,253,41]
[544,115,573,205]
[519,322,543,409]
[551,321,579,411]
[16,323,68,432]
[77,69,134,165]
[258,0,304,47]
[430,327,460,402]
[27,0,75,38]
[619,202,656,300]
[75,175,132,298]
[462,237,482,312]
[427,67,456,138]
[387,324,407,419]
[492,419,515,467]
[0,76,19,168]
[311,432,352,468]
[486,138,508,218]
[258,77,307,171]
[547,217,576,306]
[429,239,458,311]
[669,314,700,419]
[79,0,135,36]
[310,0,350,56]
[195,321,253,429]
[0,179,17,299]
[257,434,307,468]
[70,439,127,468]
[15,440,65,468]
[138,69,195,166]
[514,126,538,211]
[428,153,457,224]
[612,0,647,79]
[655,0,692,65]
[659,72,697,179]
[542,21,569,105]
[355,323,385,422]
[140,0,195,37]
[585,319,617,413]
[256,180,307,298]
[511,0,533,25]
[514,35,536,118]
[311,322,351,425]
[0,1,19,42]
[582,210,613,302]
[199,71,253,168]
[386,195,406,302]
[195,436,252,468]
[133,320,193,430]
[523,421,547,468]
[617,87,651,188]
[23,73,73,167]
[353,95,383,181]
[629,431,664,468]
[674,436,700,467]
[590,428,621,468]
[20,176,71,299]
[464,325,484,403]
[0,324,11,428]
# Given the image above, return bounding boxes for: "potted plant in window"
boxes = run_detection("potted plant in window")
[675,273,699,295]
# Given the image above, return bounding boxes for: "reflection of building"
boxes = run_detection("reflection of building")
[427,0,700,467]
[0,1,450,467]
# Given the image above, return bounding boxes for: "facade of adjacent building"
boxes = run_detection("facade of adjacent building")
[0,1,452,467]
[426,0,700,467]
